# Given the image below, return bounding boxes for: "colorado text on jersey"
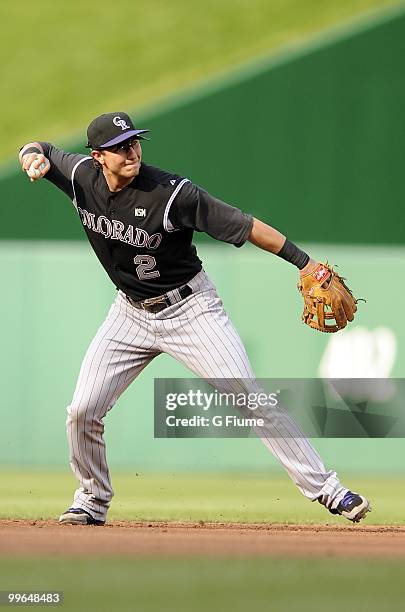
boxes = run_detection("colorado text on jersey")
[77,206,162,249]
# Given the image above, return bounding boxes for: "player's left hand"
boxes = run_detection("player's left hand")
[297,260,359,333]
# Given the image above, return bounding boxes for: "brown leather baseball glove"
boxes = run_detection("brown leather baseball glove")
[297,262,358,333]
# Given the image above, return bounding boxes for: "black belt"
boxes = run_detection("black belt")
[126,284,193,314]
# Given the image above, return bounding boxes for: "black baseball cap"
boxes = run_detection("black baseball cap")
[86,112,149,149]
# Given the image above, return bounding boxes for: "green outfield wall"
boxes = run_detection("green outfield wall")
[1,7,404,243]
[1,242,404,473]
[1,8,404,475]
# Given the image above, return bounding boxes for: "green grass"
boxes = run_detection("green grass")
[1,471,404,524]
[2,471,404,610]
[2,0,402,161]
[1,557,405,612]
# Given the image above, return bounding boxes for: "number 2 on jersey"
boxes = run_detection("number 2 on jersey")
[134,255,160,280]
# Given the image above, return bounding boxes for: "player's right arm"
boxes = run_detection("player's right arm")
[19,141,91,198]
[19,142,50,182]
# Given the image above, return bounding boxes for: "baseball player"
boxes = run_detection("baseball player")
[19,112,370,525]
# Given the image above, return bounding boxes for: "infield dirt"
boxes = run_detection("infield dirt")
[1,521,404,558]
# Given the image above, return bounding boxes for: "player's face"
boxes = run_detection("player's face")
[93,139,143,179]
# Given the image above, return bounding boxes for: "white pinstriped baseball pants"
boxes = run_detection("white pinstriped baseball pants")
[66,270,347,521]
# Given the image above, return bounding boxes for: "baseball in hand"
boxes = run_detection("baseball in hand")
[27,160,47,180]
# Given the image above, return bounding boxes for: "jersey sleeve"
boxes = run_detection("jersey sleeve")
[169,181,253,247]
[38,142,91,199]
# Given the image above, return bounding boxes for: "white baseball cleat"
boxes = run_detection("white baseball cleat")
[328,491,371,523]
[58,507,105,526]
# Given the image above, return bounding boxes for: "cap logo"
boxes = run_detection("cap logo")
[113,116,130,131]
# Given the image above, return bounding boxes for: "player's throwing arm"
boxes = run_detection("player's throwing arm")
[19,142,50,182]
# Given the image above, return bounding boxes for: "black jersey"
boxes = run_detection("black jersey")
[39,143,253,300]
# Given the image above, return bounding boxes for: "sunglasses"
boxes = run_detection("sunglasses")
[103,139,140,154]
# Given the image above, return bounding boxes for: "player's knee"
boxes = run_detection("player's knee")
[66,401,98,426]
